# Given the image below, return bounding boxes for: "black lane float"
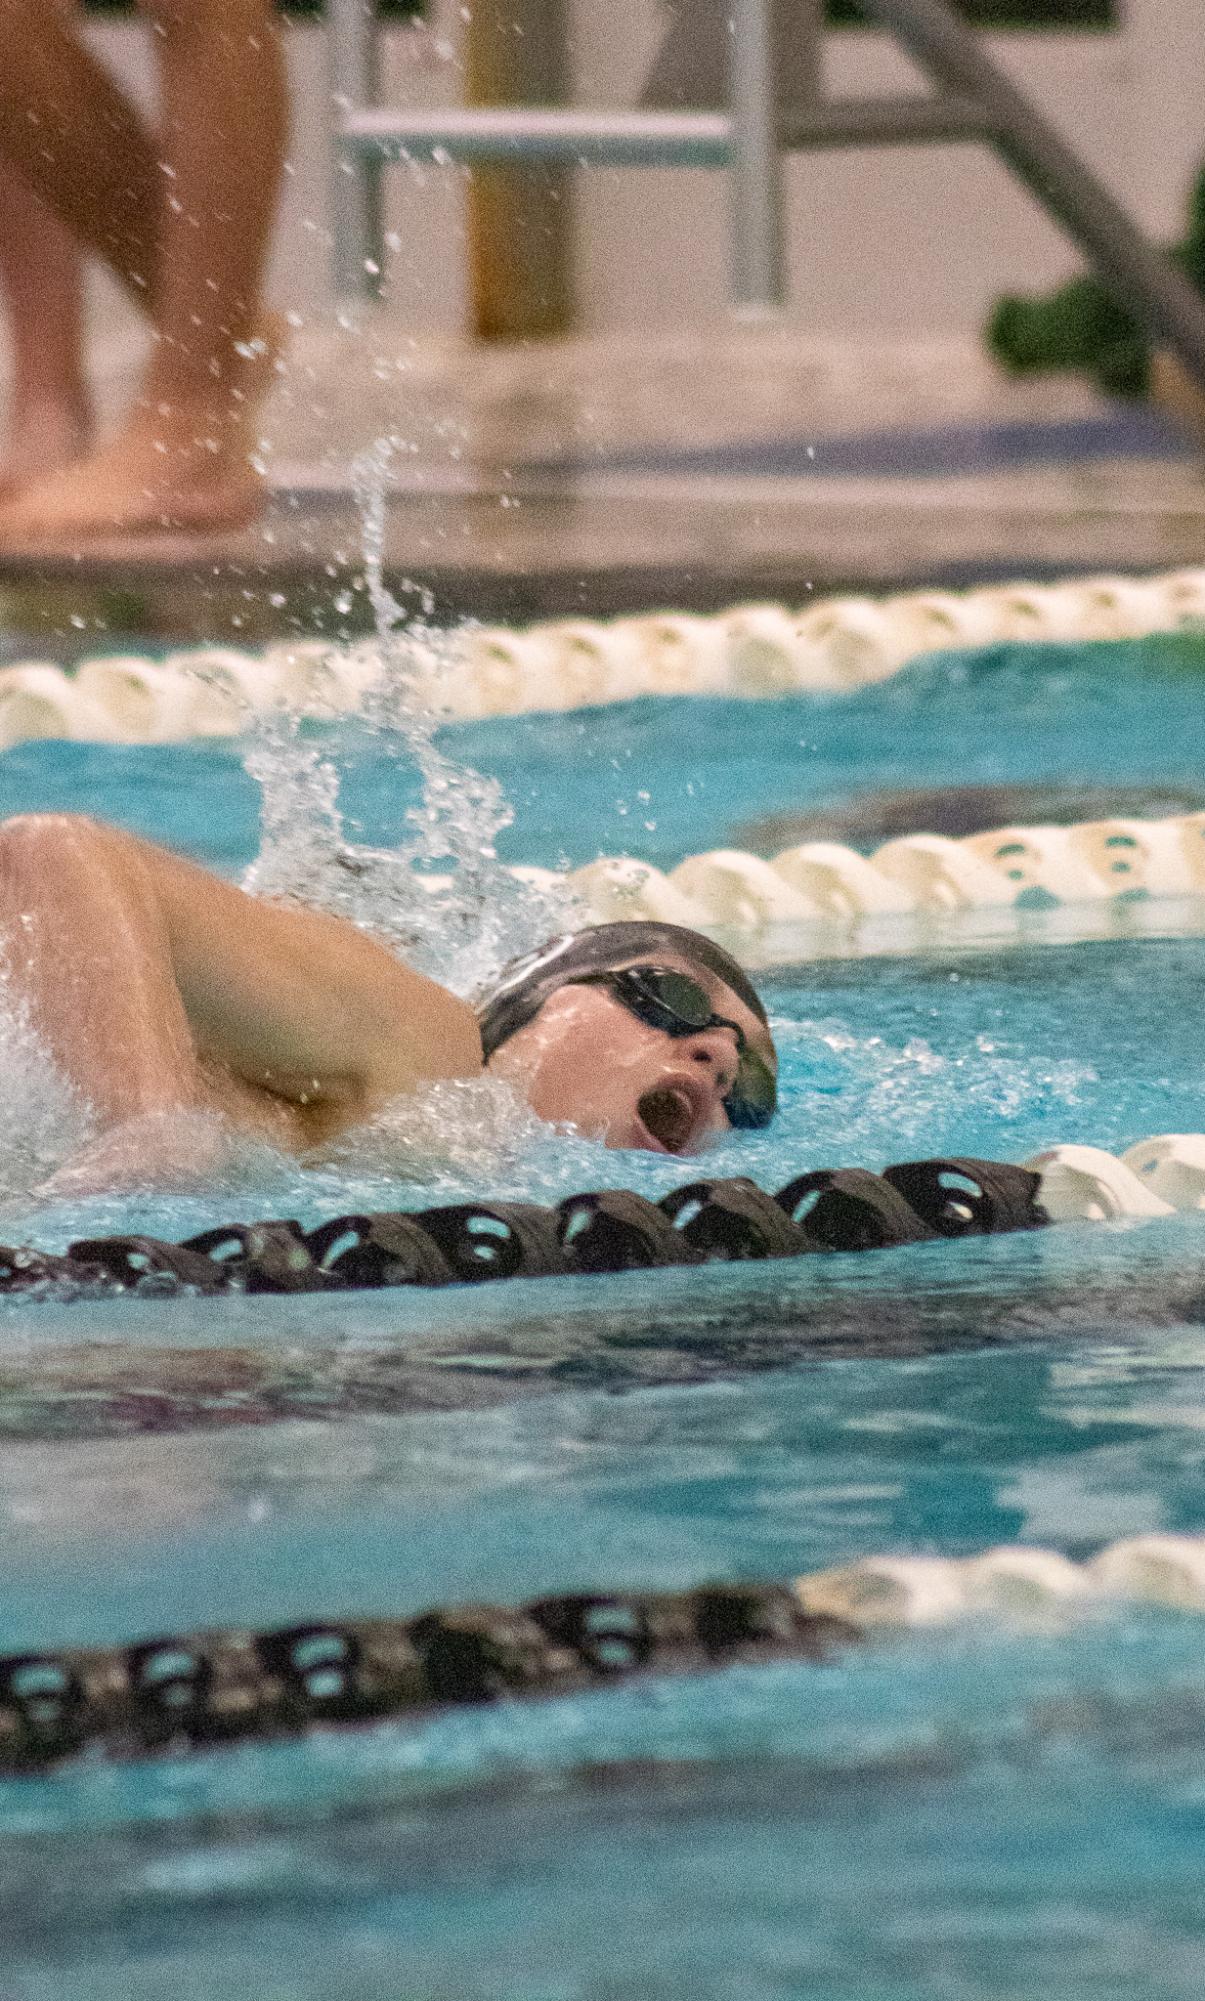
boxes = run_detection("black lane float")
[0,1581,859,1773]
[0,1157,1048,1298]
[0,1160,1048,1772]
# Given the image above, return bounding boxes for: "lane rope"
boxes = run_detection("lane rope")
[7,1528,1205,1770]
[4,1136,1204,1305]
[1,1144,1201,1770]
[551,809,1205,935]
[4,567,1205,746]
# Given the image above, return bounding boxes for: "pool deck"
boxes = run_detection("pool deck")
[2,319,1204,645]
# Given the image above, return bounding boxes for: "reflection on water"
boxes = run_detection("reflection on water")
[2,1327,1205,1640]
[1,1326,1203,1996]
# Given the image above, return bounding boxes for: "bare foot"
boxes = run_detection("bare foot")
[0,417,263,543]
[0,396,93,505]
[0,315,286,545]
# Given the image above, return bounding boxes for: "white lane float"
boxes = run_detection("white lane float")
[790,1532,1205,1630]
[868,834,1019,910]
[1,562,1201,745]
[1020,1145,1176,1222]
[0,665,122,749]
[558,807,1205,940]
[769,841,918,919]
[1120,1133,1205,1209]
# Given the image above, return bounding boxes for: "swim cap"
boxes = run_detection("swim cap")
[476,921,769,1062]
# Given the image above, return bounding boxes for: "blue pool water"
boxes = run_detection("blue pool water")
[7,631,1205,1998]
[2,630,1204,878]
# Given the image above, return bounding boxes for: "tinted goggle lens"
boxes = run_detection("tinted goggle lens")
[607,967,778,1129]
[726,1049,777,1130]
[634,969,714,1027]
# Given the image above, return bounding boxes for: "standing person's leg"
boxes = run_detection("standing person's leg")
[0,0,93,498]
[0,0,287,538]
[0,169,91,499]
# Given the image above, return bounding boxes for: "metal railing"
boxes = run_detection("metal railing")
[328,0,788,310]
[327,0,1205,388]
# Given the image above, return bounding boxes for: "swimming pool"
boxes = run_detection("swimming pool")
[7,625,1205,1999]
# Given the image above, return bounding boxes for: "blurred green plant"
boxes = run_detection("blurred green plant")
[987,169,1205,398]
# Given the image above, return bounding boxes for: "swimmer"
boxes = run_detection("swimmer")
[0,815,776,1190]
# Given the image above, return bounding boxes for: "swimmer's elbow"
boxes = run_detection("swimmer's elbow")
[406,993,483,1088]
[367,983,483,1098]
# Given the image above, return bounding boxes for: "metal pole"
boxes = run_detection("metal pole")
[328,0,384,299]
[861,0,1205,391]
[342,98,997,165]
[465,0,576,340]
[778,96,993,150]
[344,106,734,166]
[729,0,786,314]
[780,0,824,112]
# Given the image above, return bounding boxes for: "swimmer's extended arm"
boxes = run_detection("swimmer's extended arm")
[148,835,483,1111]
[0,815,482,1135]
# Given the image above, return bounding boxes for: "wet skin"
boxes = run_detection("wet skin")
[485,956,777,1156]
[0,816,774,1189]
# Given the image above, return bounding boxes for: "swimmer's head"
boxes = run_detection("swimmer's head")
[477,922,776,1155]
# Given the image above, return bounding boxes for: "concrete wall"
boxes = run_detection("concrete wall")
[3,0,1203,384]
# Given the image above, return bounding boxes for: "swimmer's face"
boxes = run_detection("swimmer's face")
[486,955,776,1154]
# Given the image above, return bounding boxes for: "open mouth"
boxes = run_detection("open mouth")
[637,1085,698,1154]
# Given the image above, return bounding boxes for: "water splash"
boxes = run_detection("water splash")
[772,1015,1097,1162]
[0,440,588,1210]
[243,437,577,996]
[0,987,92,1201]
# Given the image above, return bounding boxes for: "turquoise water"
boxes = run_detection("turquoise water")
[4,632,1205,876]
[6,632,1205,1998]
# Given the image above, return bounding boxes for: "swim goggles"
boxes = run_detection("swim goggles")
[573,964,777,1129]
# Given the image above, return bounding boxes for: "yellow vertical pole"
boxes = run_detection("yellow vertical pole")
[464,0,575,341]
